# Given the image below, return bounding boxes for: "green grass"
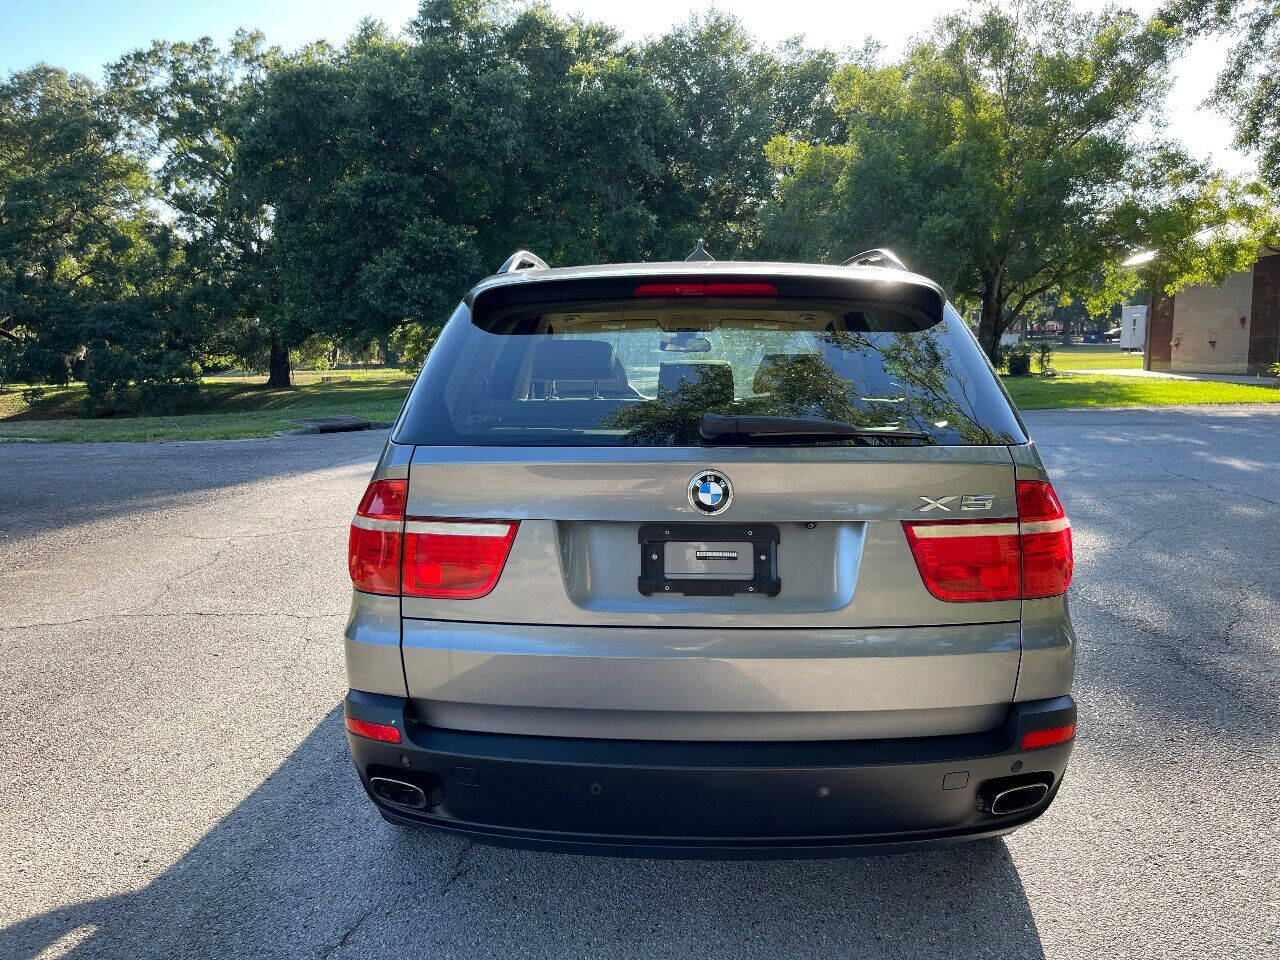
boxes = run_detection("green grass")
[0,368,413,443]
[1003,372,1280,409]
[1048,345,1144,370]
[4,365,1278,443]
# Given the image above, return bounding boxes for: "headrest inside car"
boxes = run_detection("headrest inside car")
[532,339,626,382]
[658,362,734,402]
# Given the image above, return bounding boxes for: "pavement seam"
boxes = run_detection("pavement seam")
[317,900,381,960]
[440,839,474,896]
[1,610,347,632]
[1073,592,1274,701]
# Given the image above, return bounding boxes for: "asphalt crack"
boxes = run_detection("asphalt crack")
[1073,592,1273,704]
[1159,467,1280,507]
[318,901,380,960]
[1,610,346,633]
[440,839,474,896]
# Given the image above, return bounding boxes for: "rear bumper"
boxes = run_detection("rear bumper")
[344,691,1075,858]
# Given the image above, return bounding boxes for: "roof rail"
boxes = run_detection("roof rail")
[685,239,715,262]
[841,248,908,271]
[498,250,549,273]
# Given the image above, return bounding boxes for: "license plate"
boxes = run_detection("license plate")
[637,523,780,597]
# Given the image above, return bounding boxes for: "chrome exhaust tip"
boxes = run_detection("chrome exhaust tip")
[989,782,1050,816]
[370,776,428,810]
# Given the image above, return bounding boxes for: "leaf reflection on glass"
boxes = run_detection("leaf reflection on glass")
[603,329,1016,446]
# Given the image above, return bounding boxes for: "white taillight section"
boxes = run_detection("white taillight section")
[905,522,1020,540]
[903,480,1072,602]
[402,519,519,599]
[347,480,519,599]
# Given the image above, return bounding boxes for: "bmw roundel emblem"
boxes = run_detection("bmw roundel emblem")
[688,470,733,515]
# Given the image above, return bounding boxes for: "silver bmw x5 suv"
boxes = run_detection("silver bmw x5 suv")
[342,248,1076,856]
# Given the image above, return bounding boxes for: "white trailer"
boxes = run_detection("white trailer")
[1120,305,1147,351]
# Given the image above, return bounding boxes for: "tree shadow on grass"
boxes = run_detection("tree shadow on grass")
[1,708,1046,960]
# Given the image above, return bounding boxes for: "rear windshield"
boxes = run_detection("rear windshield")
[395,294,1025,447]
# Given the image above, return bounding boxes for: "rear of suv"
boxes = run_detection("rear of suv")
[342,248,1076,856]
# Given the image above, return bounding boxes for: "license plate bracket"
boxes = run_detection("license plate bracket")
[637,523,781,597]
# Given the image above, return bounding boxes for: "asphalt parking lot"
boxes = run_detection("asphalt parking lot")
[1,405,1277,960]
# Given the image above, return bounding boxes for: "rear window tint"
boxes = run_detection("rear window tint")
[395,296,1025,447]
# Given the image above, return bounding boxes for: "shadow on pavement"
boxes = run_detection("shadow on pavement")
[1033,409,1280,740]
[1,709,1046,960]
[0,431,386,542]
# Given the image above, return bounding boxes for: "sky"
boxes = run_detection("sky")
[0,0,1250,175]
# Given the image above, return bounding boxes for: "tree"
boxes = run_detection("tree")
[236,5,525,362]
[1164,0,1280,187]
[239,1,843,358]
[482,5,677,265]
[106,32,289,384]
[641,13,846,258]
[760,0,1187,361]
[0,66,174,393]
[1087,167,1277,321]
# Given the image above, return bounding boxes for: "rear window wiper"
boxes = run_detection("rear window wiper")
[698,413,931,445]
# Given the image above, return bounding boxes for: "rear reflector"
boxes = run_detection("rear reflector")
[348,479,519,600]
[344,716,402,744]
[348,479,408,596]
[632,282,779,298]
[402,520,519,599]
[1021,723,1075,750]
[903,480,1072,602]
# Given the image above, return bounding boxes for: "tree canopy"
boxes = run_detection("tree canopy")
[1165,0,1280,186]
[759,0,1213,359]
[0,0,1268,407]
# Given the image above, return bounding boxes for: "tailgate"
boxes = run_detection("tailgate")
[400,444,1019,629]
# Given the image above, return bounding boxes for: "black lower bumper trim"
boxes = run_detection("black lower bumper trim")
[344,691,1075,857]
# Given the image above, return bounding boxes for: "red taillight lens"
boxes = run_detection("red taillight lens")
[344,715,402,744]
[632,282,779,298]
[903,480,1072,602]
[1021,723,1075,750]
[348,480,519,600]
[1017,480,1073,598]
[402,520,519,599]
[902,520,1022,601]
[348,479,408,596]
[356,478,407,520]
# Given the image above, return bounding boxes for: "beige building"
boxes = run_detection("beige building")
[1146,248,1280,375]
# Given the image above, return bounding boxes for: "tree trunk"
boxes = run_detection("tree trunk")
[976,276,1006,365]
[267,334,291,388]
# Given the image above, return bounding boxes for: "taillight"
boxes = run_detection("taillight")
[1016,480,1073,598]
[402,520,519,599]
[903,480,1072,602]
[348,480,519,600]
[632,282,779,297]
[902,520,1022,601]
[348,479,407,596]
